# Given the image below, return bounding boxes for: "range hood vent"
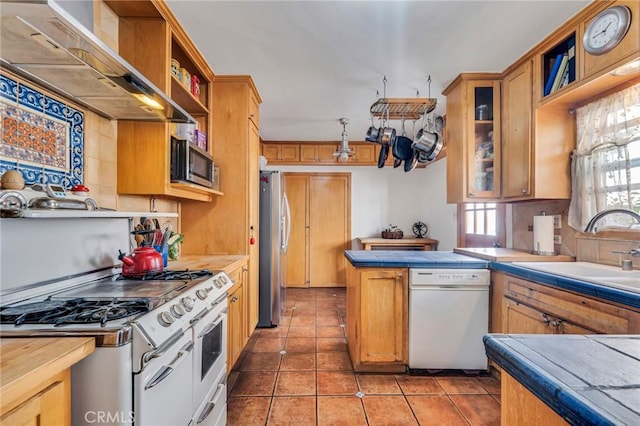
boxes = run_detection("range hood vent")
[0,0,194,123]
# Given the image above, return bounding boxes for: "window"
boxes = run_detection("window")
[568,84,640,230]
[458,202,505,247]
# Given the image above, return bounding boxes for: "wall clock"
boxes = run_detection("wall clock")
[583,5,631,56]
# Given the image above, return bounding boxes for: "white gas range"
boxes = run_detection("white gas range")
[0,216,230,426]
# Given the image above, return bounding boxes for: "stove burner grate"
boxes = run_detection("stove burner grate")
[117,269,214,281]
[0,298,152,327]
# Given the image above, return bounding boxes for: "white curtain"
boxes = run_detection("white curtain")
[568,83,640,231]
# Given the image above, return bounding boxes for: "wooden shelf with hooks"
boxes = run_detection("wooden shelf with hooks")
[370,98,437,120]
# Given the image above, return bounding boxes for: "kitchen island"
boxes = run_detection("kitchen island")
[484,334,640,425]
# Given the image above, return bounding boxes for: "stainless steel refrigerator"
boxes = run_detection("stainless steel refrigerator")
[258,170,290,327]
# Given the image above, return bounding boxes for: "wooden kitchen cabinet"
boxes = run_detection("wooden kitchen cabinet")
[348,143,376,164]
[443,74,501,203]
[346,265,408,372]
[227,265,246,373]
[498,272,640,334]
[0,337,95,425]
[283,173,351,288]
[262,143,300,163]
[299,143,339,164]
[182,76,262,337]
[501,59,574,201]
[108,1,219,202]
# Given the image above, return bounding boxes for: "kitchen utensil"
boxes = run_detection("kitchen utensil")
[118,247,163,277]
[380,127,396,146]
[393,158,402,168]
[377,144,389,168]
[393,135,414,161]
[404,151,419,172]
[153,244,169,267]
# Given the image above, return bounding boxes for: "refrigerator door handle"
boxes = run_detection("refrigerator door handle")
[282,193,291,252]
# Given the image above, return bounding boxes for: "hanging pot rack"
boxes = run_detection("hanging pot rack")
[369,75,437,120]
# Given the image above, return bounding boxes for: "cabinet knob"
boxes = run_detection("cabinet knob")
[469,192,476,197]
[242,266,248,272]
[397,273,403,278]
[521,188,527,194]
[551,319,563,328]
[542,313,550,324]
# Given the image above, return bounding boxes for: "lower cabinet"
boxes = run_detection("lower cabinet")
[346,264,408,372]
[501,372,569,426]
[498,272,640,334]
[227,263,248,373]
[1,372,68,425]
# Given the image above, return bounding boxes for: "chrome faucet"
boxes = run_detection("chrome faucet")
[583,208,640,233]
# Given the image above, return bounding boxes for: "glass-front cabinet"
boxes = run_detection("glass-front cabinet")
[444,74,501,203]
[470,86,499,197]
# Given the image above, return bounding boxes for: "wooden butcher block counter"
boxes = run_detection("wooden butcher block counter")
[0,337,95,425]
[169,254,248,274]
[454,247,574,262]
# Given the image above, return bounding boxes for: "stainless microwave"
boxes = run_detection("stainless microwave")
[170,136,214,188]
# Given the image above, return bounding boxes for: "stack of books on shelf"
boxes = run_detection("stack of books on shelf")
[543,40,575,96]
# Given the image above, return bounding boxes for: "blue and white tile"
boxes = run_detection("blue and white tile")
[18,84,45,113]
[0,75,18,103]
[43,95,67,121]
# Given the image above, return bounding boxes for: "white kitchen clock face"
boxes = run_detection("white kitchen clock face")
[583,6,631,55]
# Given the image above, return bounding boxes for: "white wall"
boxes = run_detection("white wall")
[264,157,457,250]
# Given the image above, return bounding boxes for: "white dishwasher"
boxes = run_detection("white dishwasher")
[409,268,490,370]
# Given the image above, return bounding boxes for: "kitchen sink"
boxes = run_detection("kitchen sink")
[511,261,640,294]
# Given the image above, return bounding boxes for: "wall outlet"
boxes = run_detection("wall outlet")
[554,234,562,244]
[552,214,562,229]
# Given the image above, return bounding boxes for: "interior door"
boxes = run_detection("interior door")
[283,173,351,288]
[309,174,350,287]
[283,174,309,287]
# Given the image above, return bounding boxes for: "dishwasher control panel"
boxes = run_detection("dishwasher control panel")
[410,268,490,286]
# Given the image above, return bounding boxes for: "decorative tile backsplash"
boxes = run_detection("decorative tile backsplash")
[0,73,84,188]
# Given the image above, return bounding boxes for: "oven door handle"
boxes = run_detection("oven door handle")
[144,340,194,390]
[196,378,226,424]
[197,309,227,339]
[142,330,184,365]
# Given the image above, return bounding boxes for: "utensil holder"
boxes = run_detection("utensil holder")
[153,244,168,267]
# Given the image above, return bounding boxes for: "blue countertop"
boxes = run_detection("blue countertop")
[492,262,640,310]
[344,250,489,268]
[484,334,640,426]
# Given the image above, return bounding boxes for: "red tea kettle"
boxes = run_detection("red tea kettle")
[118,247,163,277]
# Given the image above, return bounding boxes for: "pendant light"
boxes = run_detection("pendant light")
[333,117,353,163]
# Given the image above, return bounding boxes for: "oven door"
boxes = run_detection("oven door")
[191,366,226,426]
[134,331,193,426]
[192,294,228,411]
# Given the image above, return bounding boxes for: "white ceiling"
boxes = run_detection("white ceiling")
[166,0,589,141]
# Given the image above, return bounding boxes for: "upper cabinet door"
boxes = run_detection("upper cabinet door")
[502,60,533,199]
[443,74,501,203]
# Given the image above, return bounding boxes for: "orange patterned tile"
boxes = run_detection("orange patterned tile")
[274,371,316,396]
[406,395,468,425]
[395,375,444,395]
[280,353,316,371]
[267,396,316,426]
[436,377,487,394]
[227,396,271,425]
[317,396,367,426]
[317,371,358,395]
[231,371,276,396]
[362,395,418,425]
[356,374,402,395]
[316,352,353,371]
[449,394,501,426]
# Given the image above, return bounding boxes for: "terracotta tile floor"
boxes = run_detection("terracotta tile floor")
[227,288,501,425]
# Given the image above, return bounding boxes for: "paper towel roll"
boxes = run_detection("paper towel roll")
[533,215,555,255]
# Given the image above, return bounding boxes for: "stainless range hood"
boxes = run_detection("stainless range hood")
[0,0,195,123]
